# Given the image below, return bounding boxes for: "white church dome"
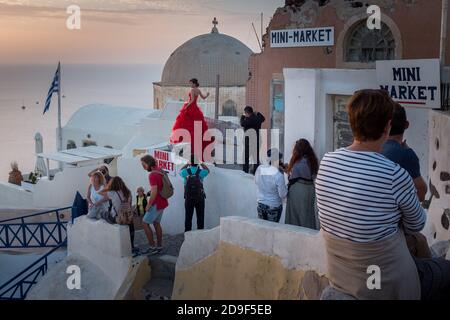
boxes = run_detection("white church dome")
[160,18,253,87]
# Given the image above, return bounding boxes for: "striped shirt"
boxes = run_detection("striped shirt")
[316,148,426,243]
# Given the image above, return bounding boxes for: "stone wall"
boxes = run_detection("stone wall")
[427,111,450,243]
[27,216,150,300]
[172,217,329,300]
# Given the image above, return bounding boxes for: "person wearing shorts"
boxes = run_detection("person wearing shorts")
[257,202,283,223]
[143,205,164,225]
[141,155,169,255]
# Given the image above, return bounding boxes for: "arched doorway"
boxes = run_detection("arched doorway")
[222,99,238,116]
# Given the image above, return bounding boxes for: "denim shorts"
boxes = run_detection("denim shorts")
[143,206,164,224]
[257,202,283,223]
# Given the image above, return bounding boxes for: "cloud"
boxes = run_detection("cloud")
[0,0,195,14]
[0,0,284,27]
[0,0,204,25]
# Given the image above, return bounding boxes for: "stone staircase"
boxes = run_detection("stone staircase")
[133,231,184,300]
[143,255,177,300]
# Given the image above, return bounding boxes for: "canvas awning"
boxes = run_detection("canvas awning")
[37,146,122,166]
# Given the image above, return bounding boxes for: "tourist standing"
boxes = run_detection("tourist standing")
[240,106,265,174]
[140,155,171,255]
[316,89,450,300]
[381,103,431,258]
[180,155,210,232]
[86,171,108,220]
[381,103,428,201]
[285,139,319,229]
[254,149,287,223]
[135,187,148,217]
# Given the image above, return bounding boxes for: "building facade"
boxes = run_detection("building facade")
[247,0,450,136]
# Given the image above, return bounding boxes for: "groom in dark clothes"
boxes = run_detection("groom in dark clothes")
[240,106,265,174]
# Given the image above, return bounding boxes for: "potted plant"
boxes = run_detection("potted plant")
[8,161,23,186]
[21,170,42,191]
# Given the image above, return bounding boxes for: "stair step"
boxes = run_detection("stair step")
[148,254,177,281]
[143,278,173,300]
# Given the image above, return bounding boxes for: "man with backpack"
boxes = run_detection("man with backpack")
[140,154,174,255]
[180,155,210,232]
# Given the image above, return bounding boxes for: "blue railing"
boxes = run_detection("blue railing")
[0,206,74,300]
[0,243,66,300]
[0,207,71,249]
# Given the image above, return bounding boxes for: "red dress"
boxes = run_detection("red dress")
[170,92,209,161]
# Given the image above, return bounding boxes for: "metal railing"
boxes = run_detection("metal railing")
[205,117,241,142]
[0,207,74,300]
[0,243,66,300]
[0,207,71,249]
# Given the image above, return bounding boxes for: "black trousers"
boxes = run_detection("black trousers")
[129,222,135,249]
[414,257,450,300]
[243,135,261,174]
[185,198,205,232]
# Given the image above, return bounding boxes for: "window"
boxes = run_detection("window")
[67,140,77,150]
[345,21,395,63]
[222,99,238,117]
[271,80,285,154]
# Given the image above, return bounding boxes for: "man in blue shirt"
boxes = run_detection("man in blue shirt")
[180,155,210,232]
[382,103,427,202]
[382,103,431,260]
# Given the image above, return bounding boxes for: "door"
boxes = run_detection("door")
[333,95,353,150]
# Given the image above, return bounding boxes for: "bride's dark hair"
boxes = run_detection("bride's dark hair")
[190,78,200,87]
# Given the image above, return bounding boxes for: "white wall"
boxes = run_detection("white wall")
[32,164,100,209]
[0,182,33,210]
[62,126,137,151]
[121,118,174,157]
[67,216,132,292]
[118,157,258,235]
[28,216,137,300]
[428,111,450,242]
[284,69,318,160]
[0,163,104,210]
[284,68,430,182]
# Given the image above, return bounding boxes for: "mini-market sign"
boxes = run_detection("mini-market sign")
[376,59,441,109]
[153,149,176,176]
[270,27,334,48]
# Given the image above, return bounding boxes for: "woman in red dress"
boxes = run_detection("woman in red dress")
[170,78,210,161]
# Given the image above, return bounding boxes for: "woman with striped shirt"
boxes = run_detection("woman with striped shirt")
[317,90,429,299]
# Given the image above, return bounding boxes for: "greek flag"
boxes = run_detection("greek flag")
[43,62,60,114]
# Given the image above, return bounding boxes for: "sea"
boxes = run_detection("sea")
[0,64,163,181]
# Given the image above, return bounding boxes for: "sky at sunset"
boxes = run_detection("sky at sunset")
[0,0,285,65]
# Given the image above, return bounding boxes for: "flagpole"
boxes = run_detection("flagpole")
[57,62,62,152]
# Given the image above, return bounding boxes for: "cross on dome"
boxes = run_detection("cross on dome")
[212,17,219,33]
